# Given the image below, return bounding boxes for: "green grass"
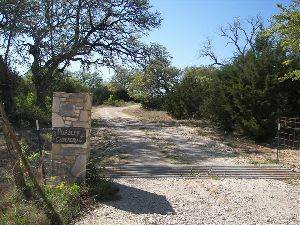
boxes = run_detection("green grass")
[249,158,278,165]
[0,182,82,225]
[210,174,221,180]
[44,182,81,223]
[85,158,120,201]
[0,138,6,146]
[0,163,120,225]
[103,96,126,107]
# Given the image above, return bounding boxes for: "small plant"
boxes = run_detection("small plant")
[0,181,82,225]
[85,159,120,201]
[103,95,125,107]
[249,159,260,165]
[210,174,221,180]
[249,158,278,165]
[43,182,81,224]
[0,188,49,225]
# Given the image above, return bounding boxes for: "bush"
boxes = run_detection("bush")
[14,92,51,126]
[44,182,81,224]
[165,67,216,119]
[112,88,131,102]
[85,158,119,201]
[54,76,90,93]
[165,37,300,140]
[139,96,165,109]
[103,95,126,107]
[92,84,111,105]
[0,189,49,225]
[0,182,81,225]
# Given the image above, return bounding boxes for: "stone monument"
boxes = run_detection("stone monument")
[51,92,92,183]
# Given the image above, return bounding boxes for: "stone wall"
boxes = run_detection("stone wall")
[52,92,92,183]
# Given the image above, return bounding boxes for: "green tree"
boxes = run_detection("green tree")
[0,0,26,115]
[0,56,19,116]
[213,35,299,139]
[266,0,300,80]
[129,46,181,108]
[110,66,133,91]
[165,67,216,119]
[73,71,103,89]
[108,66,133,101]
[0,0,162,109]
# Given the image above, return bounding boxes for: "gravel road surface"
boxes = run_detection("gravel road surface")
[74,105,300,225]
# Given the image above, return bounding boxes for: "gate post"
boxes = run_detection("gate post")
[51,92,92,183]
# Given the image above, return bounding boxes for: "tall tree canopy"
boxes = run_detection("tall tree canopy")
[0,0,162,108]
[129,45,181,106]
[267,0,300,80]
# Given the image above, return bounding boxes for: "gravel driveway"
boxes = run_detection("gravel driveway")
[74,105,300,225]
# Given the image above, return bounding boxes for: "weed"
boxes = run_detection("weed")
[103,95,126,107]
[210,175,221,180]
[284,179,300,186]
[249,159,260,165]
[0,182,81,225]
[189,169,200,177]
[44,182,81,224]
[0,188,49,225]
[169,155,192,164]
[0,136,5,146]
[226,142,238,148]
[119,154,129,159]
[85,158,120,201]
[229,151,240,157]
[249,158,278,165]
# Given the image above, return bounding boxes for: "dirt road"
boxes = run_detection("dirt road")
[75,105,300,225]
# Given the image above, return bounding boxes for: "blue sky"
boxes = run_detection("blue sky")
[71,0,291,80]
[142,0,292,69]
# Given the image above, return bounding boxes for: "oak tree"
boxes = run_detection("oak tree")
[266,0,300,80]
[0,0,162,109]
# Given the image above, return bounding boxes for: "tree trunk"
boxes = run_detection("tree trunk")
[0,55,14,116]
[31,65,53,111]
[12,160,33,199]
[35,84,49,110]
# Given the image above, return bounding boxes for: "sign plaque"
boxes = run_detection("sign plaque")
[52,127,86,144]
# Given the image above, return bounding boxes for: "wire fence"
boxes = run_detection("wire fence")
[276,117,300,149]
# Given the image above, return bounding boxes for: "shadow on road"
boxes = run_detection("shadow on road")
[105,183,175,215]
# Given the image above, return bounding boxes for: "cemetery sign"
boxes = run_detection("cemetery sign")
[52,127,86,144]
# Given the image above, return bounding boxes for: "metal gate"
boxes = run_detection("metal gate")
[276,117,300,149]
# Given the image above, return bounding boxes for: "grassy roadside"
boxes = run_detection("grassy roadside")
[0,159,119,225]
[0,183,81,225]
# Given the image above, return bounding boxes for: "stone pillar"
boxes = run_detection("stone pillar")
[51,92,92,183]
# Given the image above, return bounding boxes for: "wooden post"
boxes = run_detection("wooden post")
[277,122,280,163]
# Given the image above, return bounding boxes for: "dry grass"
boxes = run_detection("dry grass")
[195,126,300,170]
[122,105,174,123]
[0,135,6,146]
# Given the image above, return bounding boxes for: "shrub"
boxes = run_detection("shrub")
[85,158,120,201]
[0,188,49,225]
[14,92,51,126]
[165,67,216,119]
[103,95,126,107]
[0,182,81,225]
[140,96,165,109]
[112,88,131,102]
[44,182,81,224]
[92,84,111,105]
